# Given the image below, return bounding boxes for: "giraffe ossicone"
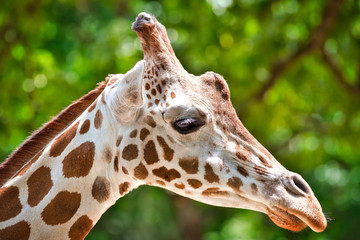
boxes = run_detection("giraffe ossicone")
[0,12,327,239]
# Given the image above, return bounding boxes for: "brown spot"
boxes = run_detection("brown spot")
[68,215,93,240]
[145,116,156,128]
[116,136,123,147]
[259,155,272,168]
[140,128,150,141]
[119,182,131,195]
[235,147,251,162]
[94,110,103,129]
[156,180,166,186]
[255,165,268,176]
[62,141,95,178]
[175,183,185,189]
[251,183,258,194]
[79,119,90,135]
[114,156,119,172]
[227,177,243,195]
[88,99,97,112]
[187,179,202,189]
[91,176,111,203]
[17,149,44,176]
[152,167,180,182]
[146,94,151,99]
[134,163,148,180]
[204,163,219,183]
[144,140,160,165]
[145,83,150,90]
[154,99,160,105]
[0,221,31,240]
[50,122,79,157]
[156,136,174,161]
[122,167,129,175]
[151,89,157,96]
[179,157,199,174]
[41,191,81,225]
[122,144,139,161]
[237,165,249,177]
[0,186,22,222]
[156,84,162,94]
[170,92,176,99]
[147,102,154,108]
[129,129,138,138]
[27,166,53,207]
[103,147,113,164]
[202,188,229,197]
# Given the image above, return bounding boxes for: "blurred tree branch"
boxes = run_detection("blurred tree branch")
[321,48,360,99]
[255,0,343,100]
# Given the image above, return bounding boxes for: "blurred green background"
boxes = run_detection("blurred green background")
[1,0,360,239]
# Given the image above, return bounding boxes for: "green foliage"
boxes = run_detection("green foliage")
[1,0,360,239]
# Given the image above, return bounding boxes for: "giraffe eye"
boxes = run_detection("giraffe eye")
[173,117,205,134]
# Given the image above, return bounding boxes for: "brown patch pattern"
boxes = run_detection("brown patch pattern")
[235,147,251,162]
[152,167,181,182]
[0,221,31,240]
[91,176,111,203]
[0,186,22,222]
[41,191,81,225]
[178,157,199,174]
[68,215,93,240]
[103,147,113,164]
[116,136,123,147]
[49,122,79,157]
[129,129,138,138]
[114,156,119,172]
[227,177,243,195]
[134,163,148,180]
[27,166,53,207]
[122,167,129,175]
[174,183,185,189]
[170,92,176,99]
[79,119,90,135]
[94,110,103,129]
[119,182,131,195]
[254,165,268,176]
[202,188,229,197]
[62,141,95,178]
[140,128,150,141]
[187,179,202,189]
[145,116,156,128]
[122,144,139,161]
[204,163,220,183]
[157,136,174,161]
[144,140,160,165]
[237,165,249,177]
[156,180,166,186]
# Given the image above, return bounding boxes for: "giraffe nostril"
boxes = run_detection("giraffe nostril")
[284,174,311,197]
[292,175,309,194]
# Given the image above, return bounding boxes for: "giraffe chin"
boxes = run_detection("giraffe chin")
[267,207,326,232]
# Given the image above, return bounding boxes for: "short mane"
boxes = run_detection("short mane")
[0,82,106,187]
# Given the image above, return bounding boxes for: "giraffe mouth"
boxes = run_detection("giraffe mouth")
[267,206,327,232]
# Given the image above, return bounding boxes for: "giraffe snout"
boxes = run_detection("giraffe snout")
[132,12,155,31]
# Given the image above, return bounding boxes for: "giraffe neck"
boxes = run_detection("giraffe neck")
[0,90,138,239]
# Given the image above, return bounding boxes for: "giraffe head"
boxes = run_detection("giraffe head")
[105,13,327,232]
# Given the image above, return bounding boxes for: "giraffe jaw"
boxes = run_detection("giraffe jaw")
[267,205,327,232]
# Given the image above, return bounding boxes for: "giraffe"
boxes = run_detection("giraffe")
[0,12,327,239]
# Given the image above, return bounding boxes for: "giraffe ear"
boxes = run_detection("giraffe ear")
[108,60,145,122]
